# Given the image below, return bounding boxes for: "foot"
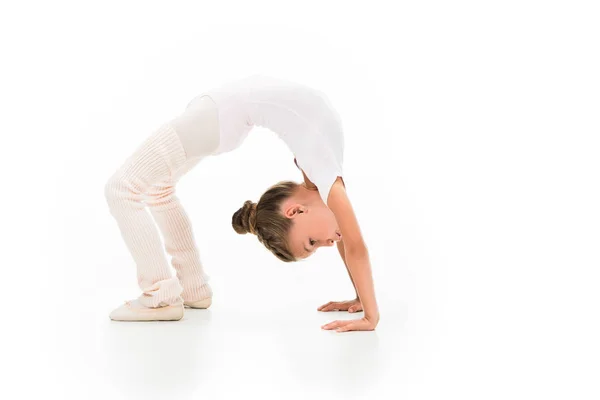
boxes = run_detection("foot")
[184,297,212,309]
[109,299,184,321]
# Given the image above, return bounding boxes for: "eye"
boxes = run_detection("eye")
[309,239,316,246]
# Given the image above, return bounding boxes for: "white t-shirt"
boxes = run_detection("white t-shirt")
[196,74,345,205]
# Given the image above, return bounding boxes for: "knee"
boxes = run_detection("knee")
[104,173,122,205]
[104,171,143,207]
[144,184,176,209]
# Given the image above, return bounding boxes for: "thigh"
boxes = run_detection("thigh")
[111,124,189,195]
[170,96,220,159]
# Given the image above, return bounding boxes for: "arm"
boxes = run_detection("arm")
[326,177,380,326]
[337,239,359,300]
[297,157,358,300]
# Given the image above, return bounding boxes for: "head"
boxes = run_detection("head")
[231,181,342,262]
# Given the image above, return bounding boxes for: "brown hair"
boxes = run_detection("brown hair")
[232,180,299,262]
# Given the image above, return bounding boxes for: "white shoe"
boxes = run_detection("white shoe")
[109,299,184,321]
[184,297,212,309]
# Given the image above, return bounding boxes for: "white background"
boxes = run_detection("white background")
[1,1,599,399]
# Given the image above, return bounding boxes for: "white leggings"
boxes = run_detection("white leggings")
[104,95,220,307]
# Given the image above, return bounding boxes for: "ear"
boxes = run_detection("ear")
[283,204,306,218]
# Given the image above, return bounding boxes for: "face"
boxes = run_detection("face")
[285,204,342,260]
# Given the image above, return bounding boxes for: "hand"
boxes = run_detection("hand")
[321,316,378,332]
[317,298,362,313]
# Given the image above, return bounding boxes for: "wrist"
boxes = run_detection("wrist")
[365,311,380,324]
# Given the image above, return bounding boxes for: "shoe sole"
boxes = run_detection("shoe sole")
[109,305,184,322]
[184,297,212,309]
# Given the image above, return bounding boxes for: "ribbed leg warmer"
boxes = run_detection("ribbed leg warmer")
[104,122,213,308]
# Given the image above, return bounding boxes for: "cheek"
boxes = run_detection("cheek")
[299,218,316,239]
[316,214,336,235]
[326,211,339,229]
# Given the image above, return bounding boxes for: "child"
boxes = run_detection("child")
[104,74,380,332]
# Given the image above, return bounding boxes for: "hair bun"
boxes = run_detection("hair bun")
[232,200,258,235]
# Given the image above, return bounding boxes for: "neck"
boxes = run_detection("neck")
[300,182,317,190]
[296,183,319,204]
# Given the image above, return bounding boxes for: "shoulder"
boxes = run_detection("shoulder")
[326,177,347,211]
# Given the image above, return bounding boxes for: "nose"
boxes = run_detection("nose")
[328,232,342,246]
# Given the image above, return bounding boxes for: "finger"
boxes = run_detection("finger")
[337,320,375,332]
[322,320,352,330]
[321,303,342,312]
[317,301,333,311]
[337,320,367,332]
[335,324,356,332]
[336,324,355,332]
[322,320,343,329]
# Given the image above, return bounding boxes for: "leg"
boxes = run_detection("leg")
[146,95,220,306]
[145,172,213,304]
[104,123,189,311]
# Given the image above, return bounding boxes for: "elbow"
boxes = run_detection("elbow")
[344,242,369,259]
